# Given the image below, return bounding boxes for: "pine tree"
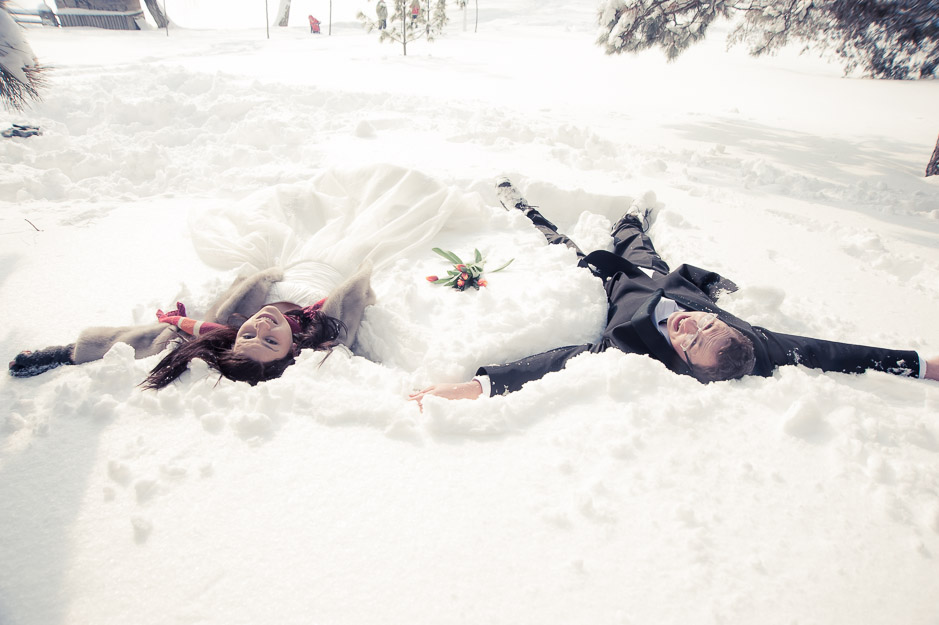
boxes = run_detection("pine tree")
[143,0,168,28]
[276,0,291,27]
[0,1,45,110]
[927,134,939,177]
[358,0,448,55]
[597,0,939,80]
[429,0,449,33]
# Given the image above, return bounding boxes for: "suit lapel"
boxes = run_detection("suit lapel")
[666,292,717,314]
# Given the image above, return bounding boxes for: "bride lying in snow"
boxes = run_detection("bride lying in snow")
[8,166,462,389]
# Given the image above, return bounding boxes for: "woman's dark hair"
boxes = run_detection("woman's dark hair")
[140,309,344,391]
[284,307,344,351]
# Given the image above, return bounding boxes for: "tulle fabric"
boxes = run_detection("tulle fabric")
[189,165,466,306]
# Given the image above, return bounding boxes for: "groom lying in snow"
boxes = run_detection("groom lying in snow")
[410,179,939,404]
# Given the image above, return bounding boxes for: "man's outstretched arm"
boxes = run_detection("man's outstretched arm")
[759,328,937,381]
[409,344,594,406]
[474,344,594,395]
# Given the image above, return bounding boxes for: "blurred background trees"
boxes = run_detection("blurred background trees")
[358,0,448,55]
[597,0,938,79]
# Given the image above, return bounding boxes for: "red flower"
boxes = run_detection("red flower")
[426,275,438,282]
[457,279,465,287]
[456,264,466,271]
[478,279,488,287]
[460,272,469,280]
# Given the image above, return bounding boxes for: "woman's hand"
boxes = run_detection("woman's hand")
[156,302,187,323]
[409,380,483,410]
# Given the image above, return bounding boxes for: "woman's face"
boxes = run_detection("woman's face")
[232,306,295,363]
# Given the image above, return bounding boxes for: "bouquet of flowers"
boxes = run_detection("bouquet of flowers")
[426,248,513,291]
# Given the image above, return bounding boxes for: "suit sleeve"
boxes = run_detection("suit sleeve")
[476,344,593,395]
[673,264,739,301]
[758,328,921,377]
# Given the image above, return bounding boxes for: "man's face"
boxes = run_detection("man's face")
[232,306,295,363]
[666,310,735,372]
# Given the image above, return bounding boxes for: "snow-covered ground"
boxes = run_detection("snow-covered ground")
[2,2,939,624]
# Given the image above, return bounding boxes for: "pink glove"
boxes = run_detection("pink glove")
[156,302,187,323]
[155,302,225,337]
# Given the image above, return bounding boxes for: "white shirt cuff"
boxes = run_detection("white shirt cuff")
[473,375,492,397]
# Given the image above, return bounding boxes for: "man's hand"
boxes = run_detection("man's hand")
[925,356,939,381]
[409,380,483,410]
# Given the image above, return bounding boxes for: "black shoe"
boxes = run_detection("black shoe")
[9,344,74,378]
[495,177,537,214]
[615,192,660,233]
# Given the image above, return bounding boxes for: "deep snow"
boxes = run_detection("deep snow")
[2,1,939,624]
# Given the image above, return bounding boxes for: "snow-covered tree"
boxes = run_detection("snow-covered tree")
[429,0,449,33]
[276,0,291,27]
[928,134,939,177]
[143,0,168,28]
[597,0,939,80]
[358,0,448,55]
[451,0,479,33]
[0,1,45,110]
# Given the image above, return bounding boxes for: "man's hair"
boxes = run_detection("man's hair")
[693,328,756,383]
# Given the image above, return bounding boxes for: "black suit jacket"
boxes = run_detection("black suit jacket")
[479,251,921,395]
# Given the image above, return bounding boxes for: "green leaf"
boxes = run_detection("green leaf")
[432,247,463,265]
[474,249,482,263]
[489,258,514,273]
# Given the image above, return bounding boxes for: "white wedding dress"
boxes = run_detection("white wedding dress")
[189,165,467,307]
